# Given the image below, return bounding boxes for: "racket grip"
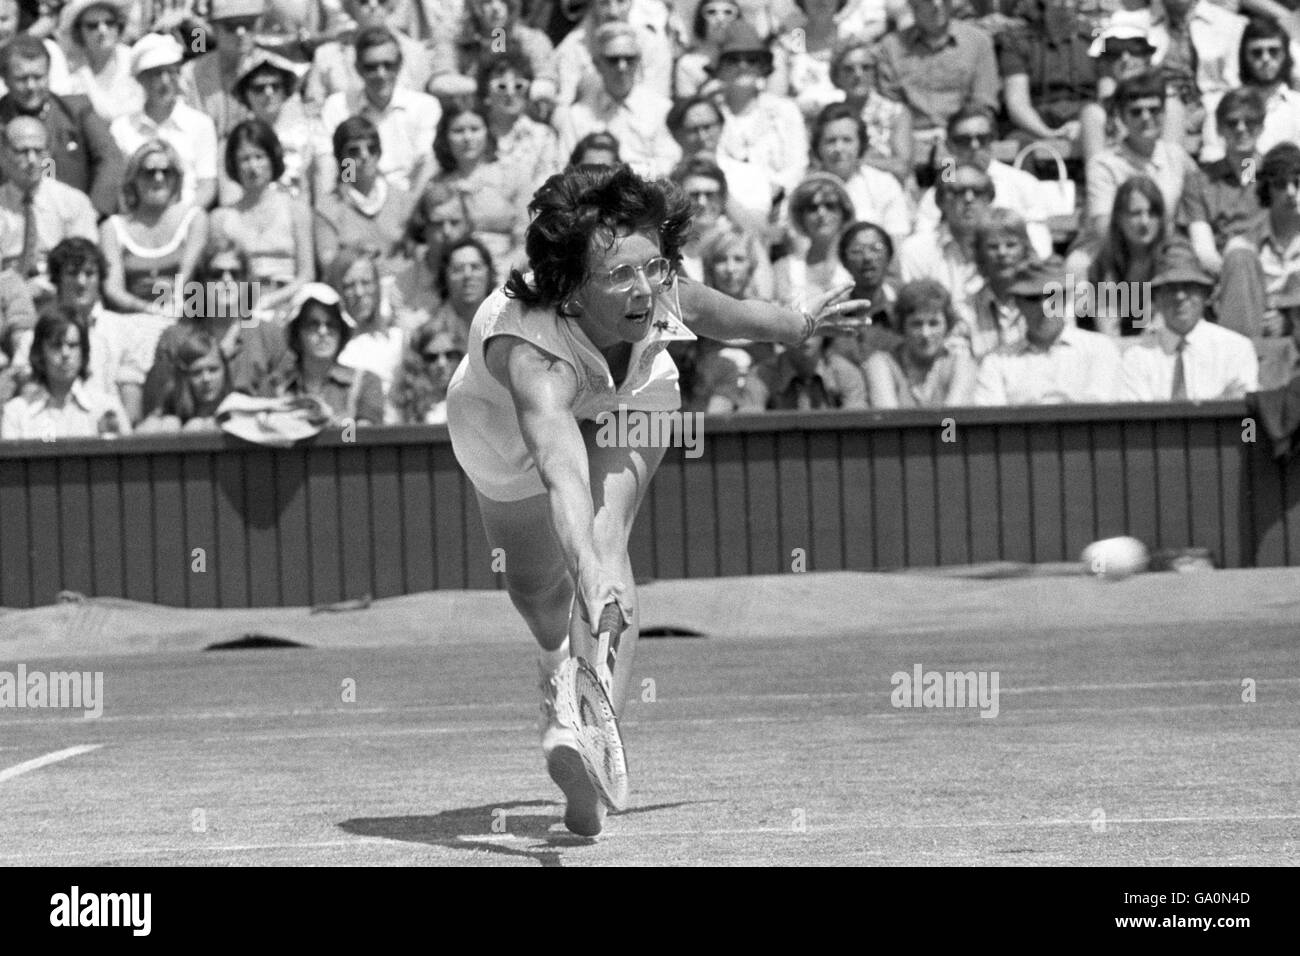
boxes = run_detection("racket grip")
[596,602,625,689]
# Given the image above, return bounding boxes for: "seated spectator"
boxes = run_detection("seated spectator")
[700,222,766,300]
[305,0,435,106]
[875,0,999,175]
[1121,237,1258,400]
[1220,142,1300,340]
[430,0,559,115]
[972,258,1124,406]
[828,41,912,186]
[479,51,563,194]
[742,333,869,409]
[179,0,274,139]
[774,172,854,309]
[554,0,675,106]
[427,236,495,341]
[134,327,230,433]
[110,33,218,211]
[1000,0,1098,152]
[431,104,530,270]
[210,120,314,316]
[1079,25,1173,164]
[667,93,775,237]
[865,277,975,408]
[673,157,775,297]
[769,0,848,120]
[0,33,122,218]
[314,115,415,280]
[554,21,681,180]
[1238,15,1300,158]
[392,182,473,319]
[143,241,289,414]
[47,236,152,422]
[1068,175,1167,338]
[810,102,912,248]
[1,309,131,438]
[567,130,623,168]
[396,319,465,424]
[330,248,406,421]
[1156,0,1248,162]
[262,283,385,426]
[1179,88,1268,275]
[898,163,991,327]
[1085,70,1197,238]
[59,0,143,123]
[950,207,1037,361]
[225,49,319,205]
[100,139,209,320]
[840,219,899,338]
[0,0,72,100]
[0,117,97,288]
[675,0,740,98]
[320,27,442,194]
[917,107,1053,259]
[713,20,808,199]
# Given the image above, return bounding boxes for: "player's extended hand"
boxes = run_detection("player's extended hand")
[576,562,631,638]
[804,282,873,339]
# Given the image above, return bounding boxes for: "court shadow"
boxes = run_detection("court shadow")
[339,799,706,866]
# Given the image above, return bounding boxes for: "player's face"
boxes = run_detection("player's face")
[1118,190,1160,248]
[816,118,863,181]
[1157,282,1206,337]
[186,348,226,405]
[572,230,668,347]
[903,307,947,362]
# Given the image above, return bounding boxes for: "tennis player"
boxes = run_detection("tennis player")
[446,165,869,835]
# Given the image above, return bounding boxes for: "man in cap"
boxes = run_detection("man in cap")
[972,257,1124,406]
[110,33,218,210]
[0,33,123,217]
[179,0,264,139]
[1121,237,1257,401]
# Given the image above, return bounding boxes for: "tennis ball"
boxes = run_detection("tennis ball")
[1082,537,1149,580]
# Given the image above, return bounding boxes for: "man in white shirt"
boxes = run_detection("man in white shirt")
[304,0,434,106]
[109,33,218,210]
[899,163,991,328]
[1122,237,1258,400]
[554,22,680,180]
[973,259,1125,406]
[320,27,442,195]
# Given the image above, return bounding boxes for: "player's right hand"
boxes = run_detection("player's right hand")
[577,565,631,637]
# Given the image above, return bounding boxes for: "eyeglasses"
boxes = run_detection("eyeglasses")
[948,186,994,201]
[1103,41,1152,59]
[137,165,177,180]
[1246,44,1285,59]
[359,59,400,75]
[215,16,260,31]
[605,256,672,292]
[489,78,529,94]
[249,80,284,94]
[80,17,121,31]
[721,53,767,68]
[602,54,640,68]
[805,200,843,213]
[1124,103,1164,119]
[423,349,464,363]
[302,319,341,335]
[950,131,992,148]
[1222,115,1263,131]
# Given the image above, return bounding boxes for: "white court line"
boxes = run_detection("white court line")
[0,744,102,784]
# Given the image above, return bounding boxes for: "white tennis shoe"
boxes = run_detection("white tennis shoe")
[539,664,607,836]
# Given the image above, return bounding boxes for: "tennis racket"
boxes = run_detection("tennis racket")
[553,603,629,811]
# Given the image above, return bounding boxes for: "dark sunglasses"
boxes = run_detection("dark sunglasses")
[248,80,284,94]
[1124,103,1164,118]
[1246,44,1285,59]
[950,132,992,148]
[137,165,177,180]
[215,16,260,31]
[1103,40,1153,59]
[359,59,400,75]
[721,53,768,68]
[602,54,640,67]
[424,349,464,363]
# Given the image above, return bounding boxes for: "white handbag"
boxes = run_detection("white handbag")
[1013,140,1079,240]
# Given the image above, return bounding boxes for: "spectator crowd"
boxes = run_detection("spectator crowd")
[3,0,1300,440]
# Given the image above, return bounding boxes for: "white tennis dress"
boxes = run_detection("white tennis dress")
[447,280,697,502]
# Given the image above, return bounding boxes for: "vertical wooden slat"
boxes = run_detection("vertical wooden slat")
[26,458,60,606]
[901,428,937,567]
[1219,418,1247,568]
[744,432,780,574]
[711,432,750,576]
[1123,420,1159,550]
[1185,419,1223,562]
[964,426,1000,563]
[88,456,123,598]
[807,432,844,571]
[841,431,872,570]
[1154,419,1191,551]
[647,440,685,579]
[431,442,464,588]
[120,455,154,602]
[57,456,93,597]
[337,445,373,598]
[683,445,719,577]
[306,447,342,603]
[150,453,187,607]
[997,425,1032,562]
[1028,424,1063,561]
[243,450,280,606]
[399,444,436,594]
[1247,431,1287,567]
[275,448,311,606]
[213,450,249,606]
[1092,421,1127,540]
[775,430,810,571]
[1060,422,1095,562]
[182,453,218,607]
[934,427,969,566]
[1286,447,1300,570]
[0,457,31,606]
[462,476,495,588]
[872,429,906,568]
[367,445,405,598]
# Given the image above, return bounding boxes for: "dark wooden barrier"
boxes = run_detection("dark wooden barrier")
[1,402,1295,608]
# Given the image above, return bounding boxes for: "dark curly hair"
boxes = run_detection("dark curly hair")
[504,165,694,312]
[1257,142,1300,207]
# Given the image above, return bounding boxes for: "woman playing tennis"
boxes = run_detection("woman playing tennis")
[446,165,868,836]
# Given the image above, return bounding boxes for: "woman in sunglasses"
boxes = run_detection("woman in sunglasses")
[431,0,559,118]
[100,139,209,318]
[775,172,855,311]
[478,51,562,192]
[444,164,868,836]
[59,0,141,122]
[397,320,465,424]
[227,49,319,204]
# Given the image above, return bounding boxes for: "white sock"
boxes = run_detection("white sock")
[538,638,569,675]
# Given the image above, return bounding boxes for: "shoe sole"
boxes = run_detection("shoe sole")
[547,743,604,837]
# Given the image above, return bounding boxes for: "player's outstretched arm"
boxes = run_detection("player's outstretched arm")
[676,277,871,345]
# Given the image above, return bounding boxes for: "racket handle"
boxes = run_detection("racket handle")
[596,602,624,690]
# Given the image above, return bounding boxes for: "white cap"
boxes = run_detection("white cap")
[130,33,185,76]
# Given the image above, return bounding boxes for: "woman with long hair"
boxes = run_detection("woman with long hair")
[444,164,868,836]
[330,247,407,421]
